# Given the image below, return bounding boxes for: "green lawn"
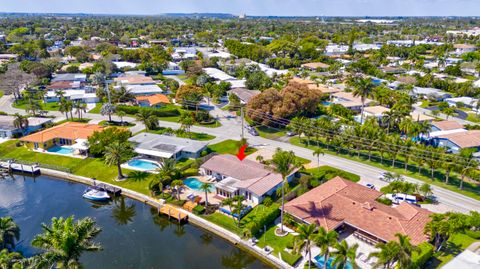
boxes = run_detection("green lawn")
[0,90,4,98]
[207,139,257,155]
[148,127,216,141]
[256,225,301,266]
[202,212,242,235]
[290,137,480,201]
[306,166,361,182]
[427,233,478,268]
[0,140,154,195]
[466,113,480,123]
[13,100,60,111]
[88,103,103,114]
[255,125,287,140]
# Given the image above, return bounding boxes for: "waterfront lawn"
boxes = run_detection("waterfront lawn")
[256,225,302,266]
[427,233,477,268]
[0,140,153,195]
[207,139,257,155]
[290,137,480,201]
[202,212,242,235]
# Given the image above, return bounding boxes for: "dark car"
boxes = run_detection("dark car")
[249,128,259,136]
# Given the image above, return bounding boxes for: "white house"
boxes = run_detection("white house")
[0,116,52,138]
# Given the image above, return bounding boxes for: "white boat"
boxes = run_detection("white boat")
[82,187,110,201]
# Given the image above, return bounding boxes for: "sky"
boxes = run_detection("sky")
[0,0,479,17]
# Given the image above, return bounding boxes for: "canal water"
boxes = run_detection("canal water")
[0,175,271,269]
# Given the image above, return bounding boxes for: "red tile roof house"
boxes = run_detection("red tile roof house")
[200,154,298,204]
[284,177,432,245]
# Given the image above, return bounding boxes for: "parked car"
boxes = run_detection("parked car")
[365,183,375,190]
[286,131,296,137]
[386,193,417,204]
[378,172,388,181]
[249,128,259,136]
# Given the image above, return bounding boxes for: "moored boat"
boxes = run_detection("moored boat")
[82,187,110,201]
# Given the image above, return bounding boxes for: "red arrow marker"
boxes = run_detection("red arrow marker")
[236,144,248,161]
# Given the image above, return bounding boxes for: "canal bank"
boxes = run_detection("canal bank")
[39,168,293,269]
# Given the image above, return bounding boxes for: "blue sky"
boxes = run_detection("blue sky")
[0,0,478,16]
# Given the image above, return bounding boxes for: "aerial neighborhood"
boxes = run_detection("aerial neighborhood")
[0,9,480,269]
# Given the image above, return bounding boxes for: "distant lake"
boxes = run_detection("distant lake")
[0,175,270,269]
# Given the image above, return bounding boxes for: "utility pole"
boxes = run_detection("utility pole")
[240,105,245,140]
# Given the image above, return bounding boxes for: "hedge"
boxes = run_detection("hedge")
[376,197,393,206]
[116,105,180,117]
[193,205,205,215]
[411,242,434,268]
[243,205,280,235]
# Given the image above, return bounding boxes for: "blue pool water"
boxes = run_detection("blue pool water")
[322,101,332,106]
[184,178,215,192]
[127,159,160,170]
[47,145,74,155]
[314,255,353,269]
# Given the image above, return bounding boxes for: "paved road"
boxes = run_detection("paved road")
[413,103,478,126]
[2,94,479,213]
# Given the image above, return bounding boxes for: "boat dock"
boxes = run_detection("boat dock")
[159,204,188,223]
[0,160,40,175]
[95,182,122,196]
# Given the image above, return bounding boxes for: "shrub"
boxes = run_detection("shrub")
[193,205,205,215]
[116,105,180,117]
[411,242,434,268]
[280,250,302,266]
[244,205,280,235]
[376,197,393,206]
[262,197,273,207]
[464,229,480,239]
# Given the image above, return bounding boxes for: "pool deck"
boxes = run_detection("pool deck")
[33,148,86,159]
[39,168,292,269]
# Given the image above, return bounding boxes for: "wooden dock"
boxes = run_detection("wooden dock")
[95,183,122,196]
[159,204,188,222]
[0,161,40,175]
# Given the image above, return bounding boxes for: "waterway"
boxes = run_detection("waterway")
[0,174,270,269]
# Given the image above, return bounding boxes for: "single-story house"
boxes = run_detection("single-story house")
[453,44,477,55]
[227,88,260,104]
[431,120,465,132]
[44,90,99,103]
[114,75,156,86]
[128,133,207,161]
[380,66,406,74]
[47,81,82,91]
[203,67,246,88]
[112,61,138,69]
[290,78,343,95]
[0,116,52,138]
[162,62,185,75]
[135,94,170,107]
[20,122,103,152]
[284,177,432,245]
[410,87,452,101]
[301,62,330,71]
[51,73,87,83]
[432,130,480,153]
[354,105,390,124]
[125,84,164,96]
[331,91,374,112]
[200,154,297,204]
[445,97,478,109]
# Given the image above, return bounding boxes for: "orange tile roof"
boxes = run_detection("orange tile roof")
[135,94,170,106]
[20,122,103,143]
[284,177,432,245]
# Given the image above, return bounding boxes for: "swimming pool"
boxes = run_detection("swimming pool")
[47,145,74,155]
[321,101,332,106]
[314,255,353,269]
[184,178,215,192]
[127,159,160,171]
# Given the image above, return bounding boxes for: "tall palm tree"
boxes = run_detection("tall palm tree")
[314,226,338,269]
[31,216,102,269]
[313,148,324,168]
[116,110,127,125]
[59,99,70,120]
[104,141,133,179]
[73,101,87,119]
[179,112,195,138]
[296,223,317,269]
[199,182,213,207]
[394,233,417,268]
[0,217,20,250]
[458,148,478,190]
[156,158,178,184]
[0,249,23,269]
[369,241,399,269]
[12,113,29,135]
[101,103,116,122]
[171,180,184,200]
[135,110,158,131]
[331,240,359,269]
[271,148,300,234]
[350,77,375,124]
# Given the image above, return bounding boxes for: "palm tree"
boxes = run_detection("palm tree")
[179,112,195,138]
[331,240,359,269]
[458,148,478,190]
[156,158,178,184]
[0,249,23,269]
[31,216,102,268]
[25,99,42,116]
[116,110,127,125]
[271,148,300,234]
[73,101,87,119]
[314,226,338,269]
[394,233,417,268]
[112,196,136,225]
[135,110,158,131]
[104,141,133,179]
[0,217,20,250]
[221,198,235,221]
[12,113,29,135]
[350,77,375,124]
[296,223,317,268]
[101,103,116,122]
[231,196,246,227]
[369,241,399,269]
[59,99,70,120]
[199,182,213,207]
[171,179,184,200]
[313,148,324,168]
